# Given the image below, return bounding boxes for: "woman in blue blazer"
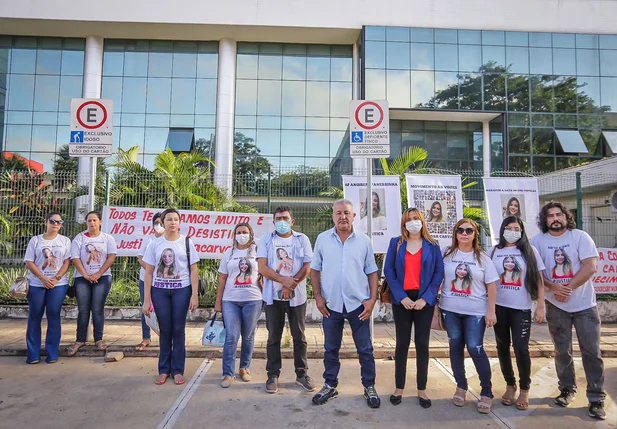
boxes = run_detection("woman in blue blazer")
[384,207,444,408]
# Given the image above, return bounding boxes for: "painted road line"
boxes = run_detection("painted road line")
[157,357,213,429]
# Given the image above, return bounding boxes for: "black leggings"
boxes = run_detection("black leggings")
[494,304,532,390]
[392,290,434,390]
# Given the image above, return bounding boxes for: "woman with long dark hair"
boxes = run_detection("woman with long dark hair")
[503,197,522,219]
[427,201,444,223]
[384,208,444,408]
[215,222,263,388]
[440,219,499,414]
[491,216,545,410]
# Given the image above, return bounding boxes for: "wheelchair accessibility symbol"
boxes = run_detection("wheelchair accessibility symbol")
[351,131,363,143]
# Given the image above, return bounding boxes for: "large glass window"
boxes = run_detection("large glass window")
[235,42,352,172]
[1,36,84,172]
[101,39,218,164]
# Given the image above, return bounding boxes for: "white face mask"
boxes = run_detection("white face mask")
[153,224,165,234]
[405,220,423,234]
[236,233,250,245]
[503,230,522,244]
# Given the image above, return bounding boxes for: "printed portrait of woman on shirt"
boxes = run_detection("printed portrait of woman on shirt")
[501,256,523,287]
[427,201,445,223]
[551,248,573,279]
[275,248,294,275]
[451,262,472,294]
[157,248,181,279]
[41,247,59,271]
[235,257,254,286]
[85,243,103,265]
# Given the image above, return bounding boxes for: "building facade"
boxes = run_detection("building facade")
[1,0,617,185]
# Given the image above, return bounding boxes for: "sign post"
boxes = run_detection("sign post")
[349,100,390,339]
[70,98,114,211]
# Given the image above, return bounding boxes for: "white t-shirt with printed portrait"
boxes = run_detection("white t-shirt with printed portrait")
[531,229,599,312]
[71,231,118,277]
[272,236,295,301]
[440,249,500,317]
[143,235,199,289]
[24,234,71,287]
[492,245,545,310]
[218,246,262,302]
[138,235,159,282]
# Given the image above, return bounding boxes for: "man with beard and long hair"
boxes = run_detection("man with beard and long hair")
[531,202,606,420]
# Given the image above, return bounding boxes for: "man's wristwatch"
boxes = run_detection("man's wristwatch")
[54,275,62,281]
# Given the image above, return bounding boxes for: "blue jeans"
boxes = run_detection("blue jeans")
[151,286,192,376]
[221,300,263,377]
[138,280,151,340]
[74,276,112,343]
[442,309,493,398]
[26,284,68,363]
[322,305,376,388]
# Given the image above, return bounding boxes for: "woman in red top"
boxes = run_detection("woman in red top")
[384,208,444,409]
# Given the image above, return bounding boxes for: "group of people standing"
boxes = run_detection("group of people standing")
[22,199,606,420]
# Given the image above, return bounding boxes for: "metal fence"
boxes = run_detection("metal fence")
[0,164,615,276]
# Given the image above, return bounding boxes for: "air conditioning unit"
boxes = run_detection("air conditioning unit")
[611,191,617,213]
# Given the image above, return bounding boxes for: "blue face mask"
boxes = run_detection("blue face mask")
[275,221,292,235]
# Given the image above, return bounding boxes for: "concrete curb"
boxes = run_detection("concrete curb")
[2,300,617,322]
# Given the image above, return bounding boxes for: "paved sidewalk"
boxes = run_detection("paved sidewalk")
[1,318,616,359]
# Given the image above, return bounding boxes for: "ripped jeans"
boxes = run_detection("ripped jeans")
[442,309,493,398]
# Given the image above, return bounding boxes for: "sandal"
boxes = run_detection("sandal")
[502,385,517,406]
[516,390,529,410]
[477,396,492,414]
[95,340,109,351]
[453,388,467,407]
[135,340,151,351]
[174,374,185,385]
[155,374,170,385]
[67,342,86,357]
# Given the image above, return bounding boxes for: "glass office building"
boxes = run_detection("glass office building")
[1,26,617,174]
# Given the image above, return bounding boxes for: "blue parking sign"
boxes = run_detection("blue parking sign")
[351,131,363,143]
[70,131,84,143]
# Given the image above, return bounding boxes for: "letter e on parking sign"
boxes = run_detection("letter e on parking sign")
[349,100,390,158]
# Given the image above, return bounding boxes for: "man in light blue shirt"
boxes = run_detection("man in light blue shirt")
[310,199,380,408]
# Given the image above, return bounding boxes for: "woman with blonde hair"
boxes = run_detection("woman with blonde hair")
[384,208,444,408]
[440,219,499,414]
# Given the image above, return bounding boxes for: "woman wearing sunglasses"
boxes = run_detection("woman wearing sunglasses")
[23,212,71,364]
[440,219,499,414]
[384,208,443,408]
[491,216,545,410]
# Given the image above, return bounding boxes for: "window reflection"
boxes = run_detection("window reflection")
[387,70,411,108]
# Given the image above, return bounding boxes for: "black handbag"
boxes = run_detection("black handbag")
[185,236,205,296]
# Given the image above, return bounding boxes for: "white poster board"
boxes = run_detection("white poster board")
[483,177,540,245]
[101,206,273,259]
[405,174,464,248]
[342,175,402,254]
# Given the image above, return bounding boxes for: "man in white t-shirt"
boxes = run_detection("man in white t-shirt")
[531,202,606,420]
[257,206,314,394]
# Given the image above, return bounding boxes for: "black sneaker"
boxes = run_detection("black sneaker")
[364,384,381,409]
[296,375,317,392]
[588,401,606,420]
[265,376,278,394]
[554,388,575,407]
[312,384,339,405]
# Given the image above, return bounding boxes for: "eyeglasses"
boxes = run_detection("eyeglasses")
[505,227,522,232]
[456,227,475,235]
[48,219,64,225]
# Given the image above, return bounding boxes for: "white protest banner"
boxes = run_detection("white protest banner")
[483,177,540,245]
[342,175,402,254]
[594,248,617,294]
[405,174,463,248]
[101,206,273,259]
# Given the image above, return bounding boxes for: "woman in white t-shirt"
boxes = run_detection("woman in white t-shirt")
[135,212,164,352]
[142,209,200,386]
[491,216,545,411]
[440,218,499,414]
[67,211,118,356]
[215,222,263,388]
[23,212,71,364]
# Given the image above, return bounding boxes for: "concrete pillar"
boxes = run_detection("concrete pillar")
[482,120,491,177]
[214,38,237,194]
[352,42,365,175]
[76,35,104,221]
